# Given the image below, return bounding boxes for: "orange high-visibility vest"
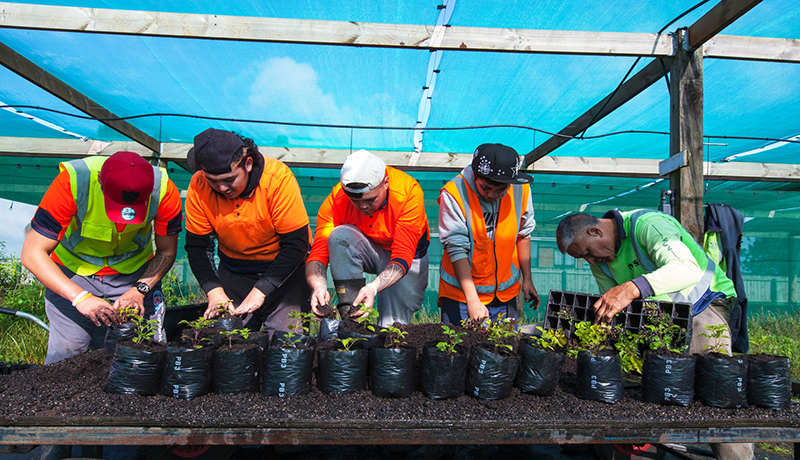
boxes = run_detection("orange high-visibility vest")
[438,175,529,304]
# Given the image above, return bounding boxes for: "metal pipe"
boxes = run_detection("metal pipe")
[0,307,50,332]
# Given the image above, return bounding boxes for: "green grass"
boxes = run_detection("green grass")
[0,255,48,364]
[0,251,206,365]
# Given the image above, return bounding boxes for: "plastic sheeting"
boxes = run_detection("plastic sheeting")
[0,0,797,160]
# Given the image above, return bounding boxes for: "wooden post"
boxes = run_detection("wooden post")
[669,28,705,243]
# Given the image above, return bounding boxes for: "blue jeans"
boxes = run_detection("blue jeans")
[439,296,517,325]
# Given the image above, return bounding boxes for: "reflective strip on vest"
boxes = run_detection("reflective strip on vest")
[439,177,524,294]
[59,160,162,268]
[599,210,717,305]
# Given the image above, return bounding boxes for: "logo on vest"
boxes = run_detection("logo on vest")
[627,259,640,271]
[120,207,136,221]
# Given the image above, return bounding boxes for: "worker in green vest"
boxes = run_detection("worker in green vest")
[556,209,751,460]
[21,151,183,364]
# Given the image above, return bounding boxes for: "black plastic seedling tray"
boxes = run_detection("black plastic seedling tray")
[543,290,691,343]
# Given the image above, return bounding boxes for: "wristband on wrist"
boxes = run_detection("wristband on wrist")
[367,284,378,297]
[71,290,92,307]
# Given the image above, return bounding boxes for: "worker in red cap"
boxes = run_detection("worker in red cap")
[21,151,183,364]
[184,128,311,333]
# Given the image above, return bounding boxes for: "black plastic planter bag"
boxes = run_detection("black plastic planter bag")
[159,346,214,400]
[104,322,137,354]
[319,319,340,342]
[234,331,271,353]
[576,349,624,404]
[466,344,520,400]
[369,347,416,398]
[515,338,566,396]
[695,353,748,408]
[420,342,468,399]
[338,323,385,349]
[747,354,791,409]
[212,316,244,331]
[641,351,695,406]
[212,346,259,394]
[262,340,316,397]
[104,342,166,395]
[317,347,368,394]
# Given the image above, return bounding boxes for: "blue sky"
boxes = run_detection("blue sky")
[0,199,36,257]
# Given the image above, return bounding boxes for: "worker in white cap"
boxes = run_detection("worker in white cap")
[305,149,430,326]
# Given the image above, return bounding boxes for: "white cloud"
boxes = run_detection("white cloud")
[248,57,352,124]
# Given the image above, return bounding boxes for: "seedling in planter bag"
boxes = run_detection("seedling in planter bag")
[333,336,367,351]
[572,321,624,403]
[278,310,317,347]
[219,328,251,348]
[699,324,730,354]
[380,324,408,348]
[436,325,466,355]
[533,326,567,351]
[212,301,235,320]
[104,305,144,353]
[178,317,214,349]
[641,310,687,354]
[130,311,159,344]
[485,313,518,355]
[355,303,379,332]
[570,321,612,357]
[611,327,643,374]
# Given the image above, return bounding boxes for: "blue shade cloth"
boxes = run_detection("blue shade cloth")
[0,0,797,160]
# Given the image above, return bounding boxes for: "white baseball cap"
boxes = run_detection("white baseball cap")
[340,149,387,194]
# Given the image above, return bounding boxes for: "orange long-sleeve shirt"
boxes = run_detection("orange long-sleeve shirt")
[308,167,429,274]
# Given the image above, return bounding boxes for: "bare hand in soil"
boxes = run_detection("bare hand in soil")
[77,296,119,326]
[112,287,145,318]
[352,285,377,313]
[310,286,331,313]
[466,298,489,321]
[314,303,337,319]
[593,281,640,324]
[205,288,234,319]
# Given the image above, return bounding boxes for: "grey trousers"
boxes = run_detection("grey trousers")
[327,225,428,327]
[689,297,754,460]
[44,264,165,364]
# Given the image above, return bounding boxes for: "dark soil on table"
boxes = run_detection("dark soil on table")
[0,323,797,427]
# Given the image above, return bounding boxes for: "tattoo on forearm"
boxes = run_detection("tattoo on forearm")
[376,264,405,291]
[142,253,176,282]
[307,261,328,288]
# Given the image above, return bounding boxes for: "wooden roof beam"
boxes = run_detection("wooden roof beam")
[704,35,800,63]
[1,137,797,182]
[0,40,161,153]
[686,0,763,51]
[0,2,675,57]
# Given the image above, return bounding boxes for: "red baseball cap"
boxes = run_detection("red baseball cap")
[99,151,155,225]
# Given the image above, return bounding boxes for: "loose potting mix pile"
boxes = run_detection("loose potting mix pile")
[0,323,798,428]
